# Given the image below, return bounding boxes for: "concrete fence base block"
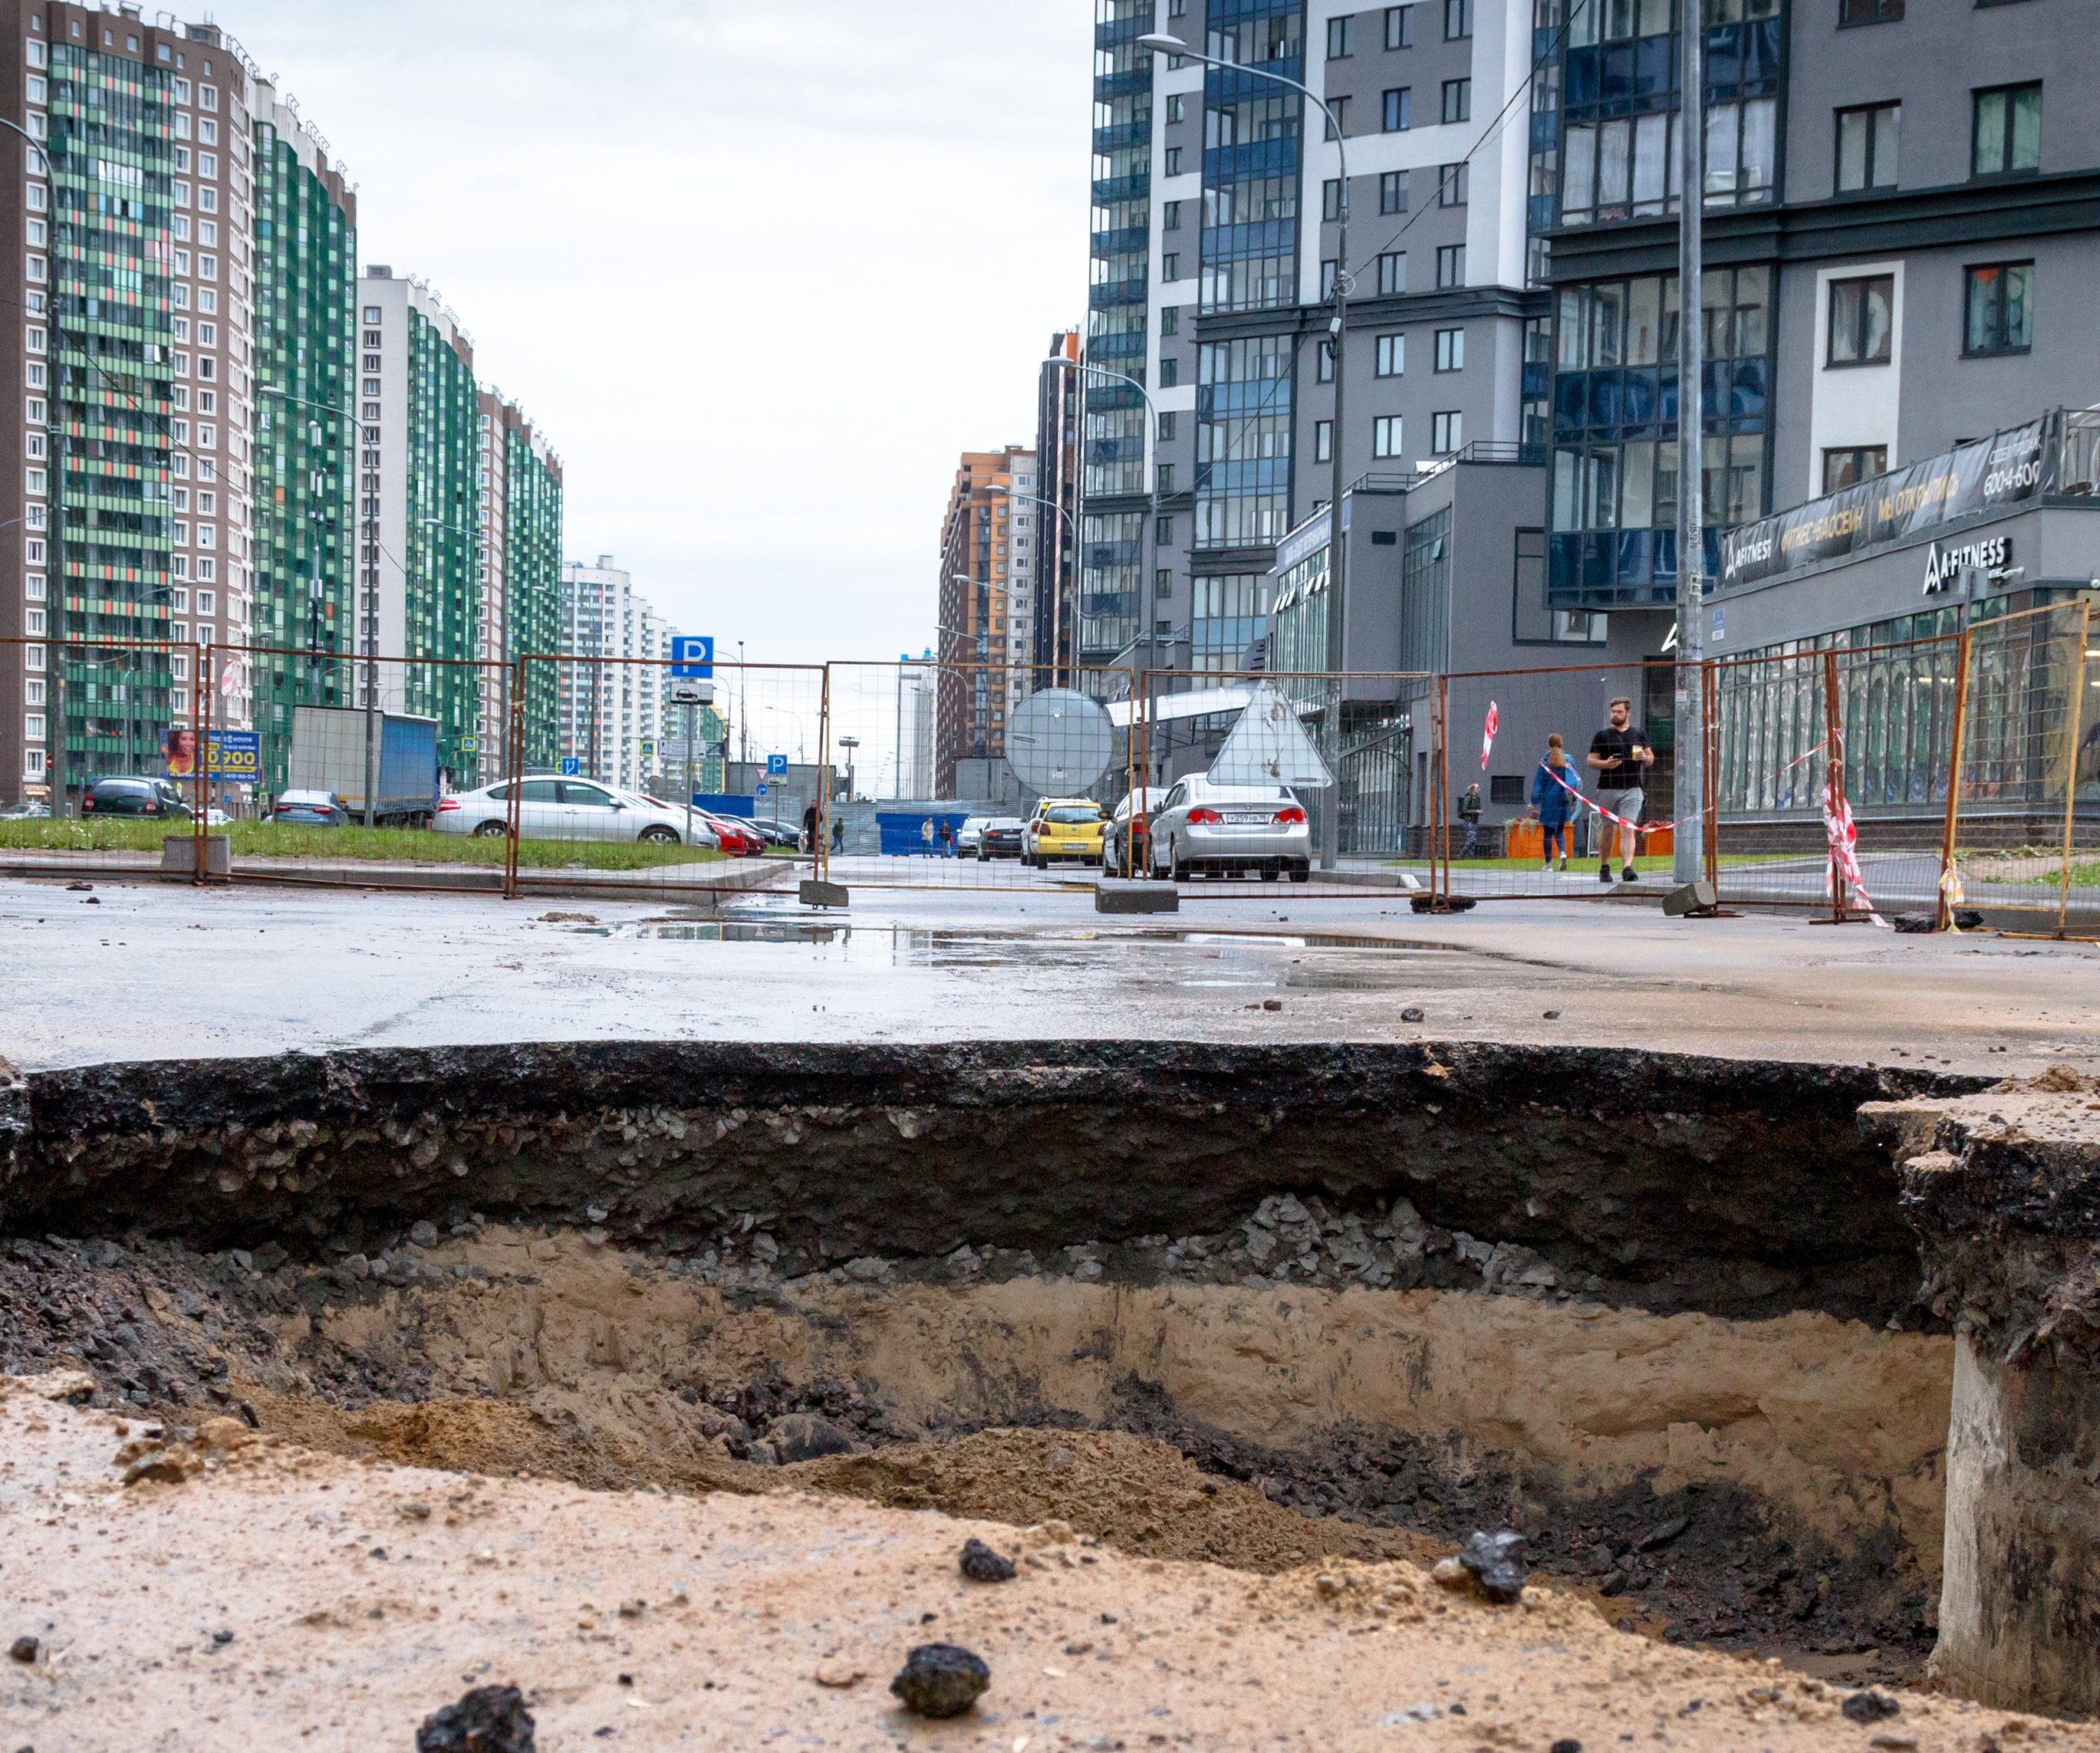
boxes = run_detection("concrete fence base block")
[1096,879,1178,915]
[162,835,231,875]
[798,879,850,909]
[1663,879,1719,918]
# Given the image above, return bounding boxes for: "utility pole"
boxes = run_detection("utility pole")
[1672,9,1707,885]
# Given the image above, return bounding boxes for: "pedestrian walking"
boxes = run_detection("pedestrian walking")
[920,816,935,856]
[1586,696,1655,883]
[938,818,954,858]
[1458,783,1483,859]
[1527,735,1581,872]
[830,813,844,853]
[802,801,819,855]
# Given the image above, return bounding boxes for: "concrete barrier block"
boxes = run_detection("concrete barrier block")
[1663,879,1719,917]
[162,834,230,875]
[799,879,850,909]
[1096,879,1178,914]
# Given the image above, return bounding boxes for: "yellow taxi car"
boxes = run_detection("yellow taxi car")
[1024,797,1107,869]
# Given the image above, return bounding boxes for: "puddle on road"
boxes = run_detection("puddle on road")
[559,916,1459,993]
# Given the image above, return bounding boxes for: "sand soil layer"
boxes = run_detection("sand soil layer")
[0,1371,2081,1753]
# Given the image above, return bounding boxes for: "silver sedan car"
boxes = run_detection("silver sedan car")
[1148,775,1312,881]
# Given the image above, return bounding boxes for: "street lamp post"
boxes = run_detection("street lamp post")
[1048,357,1162,700]
[1139,33,1351,870]
[993,486,1080,693]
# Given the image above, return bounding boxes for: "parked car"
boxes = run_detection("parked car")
[744,816,803,850]
[1148,775,1312,882]
[81,776,191,820]
[1100,787,1167,878]
[976,816,1026,861]
[635,797,726,851]
[1022,797,1106,868]
[705,814,766,855]
[956,816,992,856]
[0,801,50,819]
[269,789,350,828]
[433,777,706,844]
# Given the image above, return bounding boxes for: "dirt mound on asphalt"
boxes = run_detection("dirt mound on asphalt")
[785,1425,1449,1573]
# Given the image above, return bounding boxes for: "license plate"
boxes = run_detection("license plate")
[1225,813,1268,824]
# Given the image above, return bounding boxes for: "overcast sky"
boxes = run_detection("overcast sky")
[226,0,1095,666]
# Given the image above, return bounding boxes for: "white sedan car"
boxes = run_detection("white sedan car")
[1148,774,1312,881]
[435,776,712,844]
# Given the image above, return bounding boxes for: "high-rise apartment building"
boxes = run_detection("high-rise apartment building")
[1536,0,2100,630]
[249,74,355,796]
[358,264,481,786]
[476,389,562,772]
[559,555,666,797]
[934,445,1033,796]
[1081,1,1549,687]
[1032,327,1082,685]
[0,4,262,806]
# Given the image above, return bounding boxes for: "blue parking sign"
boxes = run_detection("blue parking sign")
[766,753,789,776]
[559,756,580,776]
[671,635,714,679]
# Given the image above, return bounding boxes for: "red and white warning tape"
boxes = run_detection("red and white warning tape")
[1819,783,1892,929]
[1541,765,1705,838]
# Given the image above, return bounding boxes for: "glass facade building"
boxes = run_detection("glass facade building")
[249,89,355,794]
[401,305,480,774]
[48,39,178,782]
[504,419,563,771]
[1082,0,1153,662]
[1540,0,1786,608]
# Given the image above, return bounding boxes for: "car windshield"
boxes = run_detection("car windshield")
[1046,806,1102,824]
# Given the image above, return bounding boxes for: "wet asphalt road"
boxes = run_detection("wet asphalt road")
[2,870,2097,1074]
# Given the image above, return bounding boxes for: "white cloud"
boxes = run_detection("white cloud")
[229,0,1092,662]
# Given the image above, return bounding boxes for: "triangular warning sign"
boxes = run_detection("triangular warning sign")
[1207,682,1335,789]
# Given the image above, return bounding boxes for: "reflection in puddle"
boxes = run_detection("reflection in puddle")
[564,918,1453,993]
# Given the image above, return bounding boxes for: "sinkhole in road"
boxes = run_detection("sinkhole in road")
[0,1039,1985,1688]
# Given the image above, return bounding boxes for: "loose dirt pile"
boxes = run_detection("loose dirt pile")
[0,1372,2077,1752]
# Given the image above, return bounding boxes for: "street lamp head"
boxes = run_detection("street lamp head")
[1137,32,1188,52]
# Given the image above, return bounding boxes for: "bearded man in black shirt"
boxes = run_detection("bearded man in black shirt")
[1586,696,1655,883]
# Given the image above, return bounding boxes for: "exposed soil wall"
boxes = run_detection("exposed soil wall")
[0,1040,1982,1322]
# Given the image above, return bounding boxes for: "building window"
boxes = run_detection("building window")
[1157,514,1175,543]
[1158,411,1177,441]
[1972,83,2041,178]
[1167,94,1185,123]
[1163,199,1182,231]
[1317,340,1335,382]
[1963,260,2034,355]
[1380,169,1408,213]
[1827,275,1893,366]
[1315,419,1334,463]
[1157,463,1176,495]
[1164,145,1182,176]
[1161,304,1180,335]
[1159,356,1180,386]
[1441,79,1470,125]
[1325,96,1351,138]
[1822,447,1888,493]
[1436,244,1466,288]
[363,304,381,325]
[1327,14,1354,57]
[1373,415,1404,459]
[1431,411,1463,453]
[1383,87,1411,131]
[1438,162,1468,206]
[1434,327,1465,372]
[1444,0,1472,37]
[1323,178,1343,221]
[1376,333,1405,377]
[1162,251,1180,279]
[1839,0,1902,21]
[1836,103,1899,194]
[1386,5,1413,48]
[1377,250,1407,294]
[1155,570,1174,600]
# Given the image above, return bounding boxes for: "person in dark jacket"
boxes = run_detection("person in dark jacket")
[1527,734,1581,871]
[1458,783,1484,859]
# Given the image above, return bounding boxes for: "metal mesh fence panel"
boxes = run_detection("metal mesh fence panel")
[0,634,210,880]
[818,661,1135,888]
[1947,600,2097,935]
[496,656,822,900]
[1437,659,1682,899]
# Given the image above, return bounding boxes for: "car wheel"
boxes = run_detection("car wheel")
[1290,863,1311,883]
[1261,866,1280,881]
[472,820,508,838]
[639,825,679,844]
[1170,841,1189,883]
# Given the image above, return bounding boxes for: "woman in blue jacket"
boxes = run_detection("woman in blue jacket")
[1528,734,1582,871]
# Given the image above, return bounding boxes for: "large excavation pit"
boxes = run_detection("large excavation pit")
[1,1039,2019,1714]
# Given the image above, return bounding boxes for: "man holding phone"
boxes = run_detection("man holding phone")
[1587,696,1655,883]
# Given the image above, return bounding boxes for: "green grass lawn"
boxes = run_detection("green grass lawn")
[0,819,728,871]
